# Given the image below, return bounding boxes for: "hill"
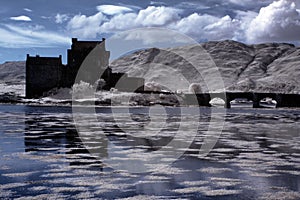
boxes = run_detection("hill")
[0,61,25,85]
[111,40,300,94]
[0,40,299,94]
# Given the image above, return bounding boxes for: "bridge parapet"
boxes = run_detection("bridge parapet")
[181,92,300,108]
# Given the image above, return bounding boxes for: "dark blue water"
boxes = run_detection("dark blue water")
[0,104,299,199]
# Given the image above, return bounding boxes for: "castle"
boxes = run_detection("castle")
[26,38,144,98]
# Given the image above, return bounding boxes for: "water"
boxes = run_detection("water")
[0,104,299,199]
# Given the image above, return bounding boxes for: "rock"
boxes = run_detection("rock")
[0,92,22,103]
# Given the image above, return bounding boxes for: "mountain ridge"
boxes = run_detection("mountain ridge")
[0,40,299,94]
[111,40,300,94]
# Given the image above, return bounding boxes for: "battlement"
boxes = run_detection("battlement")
[26,54,62,66]
[70,38,106,50]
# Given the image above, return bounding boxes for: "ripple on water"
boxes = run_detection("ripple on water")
[1,106,299,199]
[259,191,300,200]
[197,167,234,174]
[202,189,242,196]
[172,186,211,194]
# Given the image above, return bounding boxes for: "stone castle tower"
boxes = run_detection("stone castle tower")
[26,38,144,98]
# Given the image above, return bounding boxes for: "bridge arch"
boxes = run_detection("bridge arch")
[209,93,227,107]
[209,97,226,107]
[182,92,300,108]
[223,92,253,108]
[253,93,280,108]
[230,98,253,108]
[259,97,277,108]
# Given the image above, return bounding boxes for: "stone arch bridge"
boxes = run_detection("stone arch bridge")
[182,92,300,108]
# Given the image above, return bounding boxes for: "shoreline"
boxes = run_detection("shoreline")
[1,91,300,108]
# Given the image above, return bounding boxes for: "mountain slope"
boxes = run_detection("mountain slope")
[111,40,299,93]
[0,61,25,85]
[0,40,299,94]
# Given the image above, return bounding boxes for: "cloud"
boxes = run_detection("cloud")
[67,5,237,41]
[233,10,258,41]
[228,0,273,7]
[101,7,237,42]
[171,13,219,35]
[100,13,137,31]
[55,14,69,24]
[203,15,240,40]
[246,0,300,43]
[150,1,167,6]
[10,15,32,21]
[96,5,133,15]
[111,28,192,46]
[175,2,211,10]
[101,5,181,30]
[24,8,32,12]
[0,24,69,48]
[67,12,106,38]
[170,13,238,41]
[134,6,181,26]
[64,1,300,44]
[68,6,181,38]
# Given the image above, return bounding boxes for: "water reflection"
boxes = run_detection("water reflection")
[0,105,299,199]
[24,111,106,169]
[23,106,188,169]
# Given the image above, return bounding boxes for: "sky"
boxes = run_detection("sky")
[1,0,300,63]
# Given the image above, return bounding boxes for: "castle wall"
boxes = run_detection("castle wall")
[61,65,78,88]
[26,55,63,98]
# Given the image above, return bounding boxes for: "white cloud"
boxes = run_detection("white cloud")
[68,6,236,41]
[229,0,253,5]
[234,10,258,41]
[111,28,192,46]
[24,8,32,12]
[68,6,181,38]
[96,5,133,15]
[171,13,219,36]
[176,2,210,10]
[150,1,167,6]
[66,5,240,41]
[203,15,239,40]
[100,13,137,31]
[229,0,273,7]
[65,2,300,43]
[170,13,238,41]
[41,16,51,19]
[246,0,300,43]
[10,15,32,21]
[134,6,181,26]
[0,28,32,48]
[67,12,106,38]
[0,25,69,48]
[55,14,69,24]
[101,6,181,31]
